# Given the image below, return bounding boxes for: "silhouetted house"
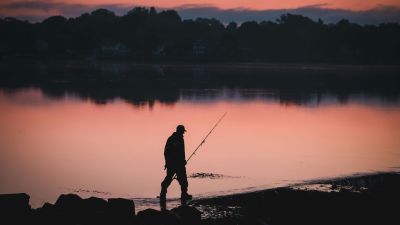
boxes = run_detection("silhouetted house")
[152,45,166,57]
[0,43,8,57]
[152,43,175,57]
[240,47,252,59]
[66,48,75,56]
[34,40,49,54]
[99,43,129,57]
[192,40,206,56]
[152,65,165,76]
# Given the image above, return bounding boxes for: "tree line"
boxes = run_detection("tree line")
[1,7,400,63]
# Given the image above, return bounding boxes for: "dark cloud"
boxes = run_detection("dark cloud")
[0,0,131,21]
[2,1,59,11]
[1,0,400,24]
[177,5,400,25]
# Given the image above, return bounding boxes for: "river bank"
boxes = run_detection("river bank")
[193,171,400,224]
[1,171,399,225]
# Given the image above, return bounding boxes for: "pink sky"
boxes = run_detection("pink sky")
[110,0,397,10]
[1,0,400,23]
[1,0,400,10]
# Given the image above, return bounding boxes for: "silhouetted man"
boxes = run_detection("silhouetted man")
[160,125,192,209]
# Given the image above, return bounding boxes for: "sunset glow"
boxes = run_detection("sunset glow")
[1,0,400,18]
[13,0,400,10]
[1,0,400,220]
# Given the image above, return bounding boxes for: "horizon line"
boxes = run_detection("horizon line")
[1,3,400,25]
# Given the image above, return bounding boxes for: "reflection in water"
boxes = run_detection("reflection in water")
[1,88,400,210]
[1,62,400,107]
[188,173,241,179]
[2,87,400,109]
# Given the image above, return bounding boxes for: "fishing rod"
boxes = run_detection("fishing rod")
[173,112,227,179]
[186,112,227,163]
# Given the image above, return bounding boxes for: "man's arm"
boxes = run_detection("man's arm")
[164,137,172,169]
[181,138,186,165]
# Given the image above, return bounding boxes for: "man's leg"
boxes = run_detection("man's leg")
[176,166,192,203]
[160,168,175,210]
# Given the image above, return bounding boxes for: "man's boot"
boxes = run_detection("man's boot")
[181,186,192,202]
[181,192,193,202]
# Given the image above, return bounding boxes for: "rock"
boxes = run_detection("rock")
[53,194,111,225]
[0,193,31,214]
[33,203,61,225]
[1,193,139,225]
[137,208,179,225]
[171,205,201,224]
[108,198,135,215]
[55,193,84,212]
[83,196,108,213]
[0,193,31,224]
[36,202,55,214]
[107,198,136,225]
[41,202,54,210]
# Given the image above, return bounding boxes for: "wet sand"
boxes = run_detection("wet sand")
[192,171,400,224]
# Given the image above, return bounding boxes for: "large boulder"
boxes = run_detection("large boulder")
[36,194,136,225]
[54,193,84,212]
[54,194,109,213]
[35,202,55,215]
[33,203,63,225]
[0,193,31,213]
[83,197,108,214]
[1,193,137,225]
[51,194,115,225]
[107,198,136,225]
[0,193,31,224]
[137,208,179,225]
[108,198,135,215]
[171,206,201,224]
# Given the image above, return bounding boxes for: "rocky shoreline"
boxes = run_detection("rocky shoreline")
[1,172,399,225]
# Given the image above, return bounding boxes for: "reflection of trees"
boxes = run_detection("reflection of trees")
[1,63,399,107]
[40,86,180,107]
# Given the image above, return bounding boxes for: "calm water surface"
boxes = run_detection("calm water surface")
[1,88,400,210]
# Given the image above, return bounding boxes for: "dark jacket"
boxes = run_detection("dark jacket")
[164,132,186,169]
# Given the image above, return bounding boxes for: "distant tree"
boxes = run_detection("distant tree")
[226,22,237,31]
[0,8,399,63]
